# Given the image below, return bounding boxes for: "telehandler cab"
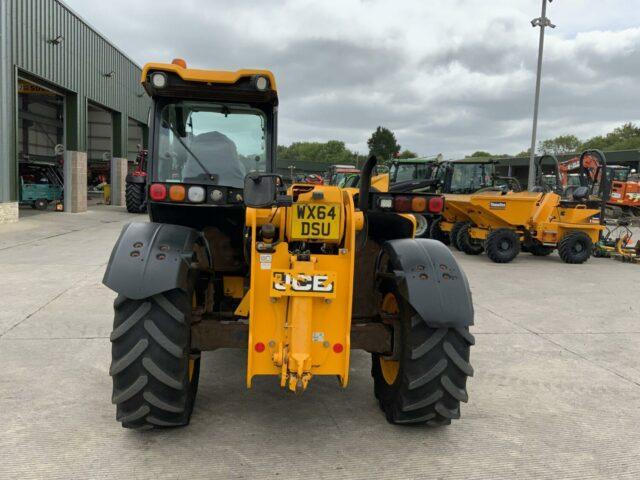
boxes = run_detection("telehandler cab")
[103,60,475,429]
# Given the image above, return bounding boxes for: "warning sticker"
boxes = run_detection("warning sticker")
[260,254,272,270]
[312,332,325,342]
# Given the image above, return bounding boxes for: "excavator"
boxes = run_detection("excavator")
[558,153,639,217]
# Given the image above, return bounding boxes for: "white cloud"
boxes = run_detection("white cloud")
[65,0,640,157]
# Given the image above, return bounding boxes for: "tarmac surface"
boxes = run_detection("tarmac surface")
[1,206,639,479]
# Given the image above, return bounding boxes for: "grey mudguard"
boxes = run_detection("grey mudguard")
[381,238,474,328]
[103,222,203,300]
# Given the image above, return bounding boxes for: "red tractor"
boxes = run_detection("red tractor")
[125,149,148,213]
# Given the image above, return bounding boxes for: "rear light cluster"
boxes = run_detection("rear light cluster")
[148,183,207,204]
[377,194,444,214]
[148,183,244,205]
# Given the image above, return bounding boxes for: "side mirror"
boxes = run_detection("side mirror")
[244,173,289,208]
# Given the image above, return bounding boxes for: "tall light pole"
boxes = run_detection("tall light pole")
[527,0,555,190]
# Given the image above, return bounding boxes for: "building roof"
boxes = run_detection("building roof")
[56,0,142,69]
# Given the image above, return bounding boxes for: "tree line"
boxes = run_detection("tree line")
[277,122,640,165]
[277,126,416,166]
[468,122,640,158]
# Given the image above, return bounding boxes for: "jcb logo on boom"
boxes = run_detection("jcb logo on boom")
[271,271,336,296]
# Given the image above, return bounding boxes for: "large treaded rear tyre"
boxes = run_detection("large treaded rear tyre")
[457,223,484,255]
[372,290,474,426]
[558,231,593,264]
[125,182,146,213]
[449,221,468,250]
[428,218,450,245]
[110,289,200,429]
[485,228,520,263]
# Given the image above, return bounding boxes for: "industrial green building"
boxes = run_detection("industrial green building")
[0,0,150,223]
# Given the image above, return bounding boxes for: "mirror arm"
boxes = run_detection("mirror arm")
[275,194,292,207]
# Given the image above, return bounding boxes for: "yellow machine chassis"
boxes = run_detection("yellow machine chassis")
[244,186,363,392]
[439,194,473,234]
[456,191,604,246]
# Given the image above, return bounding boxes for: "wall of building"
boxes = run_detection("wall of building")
[16,83,64,162]
[0,0,150,207]
[127,118,144,162]
[87,105,112,165]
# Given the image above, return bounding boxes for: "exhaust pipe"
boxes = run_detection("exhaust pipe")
[358,155,378,212]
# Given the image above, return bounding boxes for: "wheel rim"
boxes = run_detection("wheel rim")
[379,293,400,385]
[413,215,428,237]
[574,242,584,253]
[500,239,511,251]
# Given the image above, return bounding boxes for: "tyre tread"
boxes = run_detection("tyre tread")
[110,290,198,429]
[125,182,146,213]
[428,218,450,245]
[450,221,468,250]
[112,375,148,404]
[373,298,474,426]
[457,223,484,255]
[558,231,593,264]
[485,228,520,263]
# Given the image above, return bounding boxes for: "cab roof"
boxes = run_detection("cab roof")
[450,158,497,165]
[329,164,357,169]
[141,61,277,94]
[392,156,438,164]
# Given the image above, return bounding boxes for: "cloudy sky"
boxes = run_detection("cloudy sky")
[65,0,640,158]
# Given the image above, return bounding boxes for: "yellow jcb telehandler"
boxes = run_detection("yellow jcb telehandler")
[102,60,475,429]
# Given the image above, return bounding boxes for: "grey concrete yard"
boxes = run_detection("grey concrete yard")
[1,206,639,480]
